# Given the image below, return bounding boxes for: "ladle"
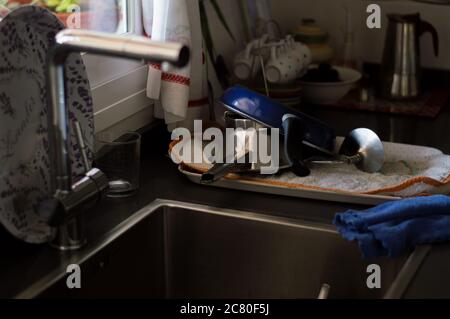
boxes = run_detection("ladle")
[307,128,385,173]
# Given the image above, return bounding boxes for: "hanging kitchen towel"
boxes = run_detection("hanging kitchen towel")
[144,0,208,131]
[334,195,450,258]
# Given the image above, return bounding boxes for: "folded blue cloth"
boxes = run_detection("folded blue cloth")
[333,195,450,259]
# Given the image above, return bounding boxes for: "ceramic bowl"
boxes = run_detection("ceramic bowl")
[299,66,362,105]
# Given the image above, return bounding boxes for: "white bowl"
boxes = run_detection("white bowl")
[299,66,362,105]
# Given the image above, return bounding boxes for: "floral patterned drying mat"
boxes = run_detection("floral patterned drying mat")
[171,137,450,199]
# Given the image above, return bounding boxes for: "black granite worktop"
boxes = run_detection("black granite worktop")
[2,102,450,298]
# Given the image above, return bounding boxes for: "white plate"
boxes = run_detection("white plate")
[0,6,94,243]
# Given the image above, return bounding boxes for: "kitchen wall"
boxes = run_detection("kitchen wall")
[191,0,450,78]
[270,0,450,70]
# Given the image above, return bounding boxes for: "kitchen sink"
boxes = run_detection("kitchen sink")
[34,200,429,299]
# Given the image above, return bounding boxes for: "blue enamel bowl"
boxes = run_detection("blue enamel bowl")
[220,85,336,151]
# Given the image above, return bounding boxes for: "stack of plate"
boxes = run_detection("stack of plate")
[250,82,302,107]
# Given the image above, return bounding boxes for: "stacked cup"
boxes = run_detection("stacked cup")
[233,35,311,85]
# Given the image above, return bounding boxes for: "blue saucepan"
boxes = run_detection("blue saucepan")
[220,85,336,153]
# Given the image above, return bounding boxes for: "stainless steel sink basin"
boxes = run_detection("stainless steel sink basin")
[35,200,429,299]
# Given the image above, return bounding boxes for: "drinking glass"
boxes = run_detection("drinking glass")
[95,132,141,198]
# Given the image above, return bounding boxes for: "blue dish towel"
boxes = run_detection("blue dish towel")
[333,195,450,259]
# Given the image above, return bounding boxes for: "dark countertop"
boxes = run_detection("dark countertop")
[2,103,450,298]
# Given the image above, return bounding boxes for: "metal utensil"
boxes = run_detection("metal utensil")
[200,112,258,184]
[201,161,253,184]
[200,112,290,184]
[317,284,331,299]
[308,128,385,173]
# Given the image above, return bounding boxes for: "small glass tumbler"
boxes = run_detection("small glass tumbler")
[95,132,141,198]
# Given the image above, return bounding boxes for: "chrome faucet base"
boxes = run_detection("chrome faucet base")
[50,239,87,252]
[50,220,87,251]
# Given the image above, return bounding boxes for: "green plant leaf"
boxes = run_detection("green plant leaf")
[209,0,236,41]
[199,0,216,64]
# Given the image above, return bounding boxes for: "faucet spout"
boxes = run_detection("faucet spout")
[42,29,190,250]
[55,29,190,67]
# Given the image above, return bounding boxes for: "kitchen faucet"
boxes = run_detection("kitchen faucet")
[38,29,189,251]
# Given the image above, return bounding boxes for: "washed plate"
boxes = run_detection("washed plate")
[0,6,94,243]
[251,82,302,99]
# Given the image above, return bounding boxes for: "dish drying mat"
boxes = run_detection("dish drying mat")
[326,88,450,119]
[170,137,450,198]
